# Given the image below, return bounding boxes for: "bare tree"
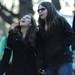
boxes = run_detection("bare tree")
[52,0,61,11]
[0,0,34,24]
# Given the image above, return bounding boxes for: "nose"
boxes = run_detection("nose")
[38,10,43,13]
[38,11,43,15]
[39,10,42,13]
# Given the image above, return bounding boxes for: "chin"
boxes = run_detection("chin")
[40,16,45,19]
[20,25,25,27]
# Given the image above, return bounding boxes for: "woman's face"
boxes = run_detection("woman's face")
[20,15,32,27]
[38,5,48,19]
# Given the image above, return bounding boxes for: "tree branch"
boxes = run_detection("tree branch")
[0,8,13,24]
[0,3,19,18]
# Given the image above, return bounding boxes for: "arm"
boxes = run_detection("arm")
[7,24,22,49]
[35,31,46,71]
[62,18,75,51]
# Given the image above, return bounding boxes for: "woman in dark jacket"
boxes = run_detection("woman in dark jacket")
[1,13,38,75]
[36,1,75,75]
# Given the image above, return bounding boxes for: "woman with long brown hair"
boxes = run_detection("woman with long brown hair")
[36,1,75,75]
[1,13,38,75]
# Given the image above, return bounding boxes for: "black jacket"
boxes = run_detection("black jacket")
[36,16,75,69]
[3,29,37,75]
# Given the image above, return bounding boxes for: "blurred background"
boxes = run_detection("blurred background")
[0,0,74,35]
[0,0,75,72]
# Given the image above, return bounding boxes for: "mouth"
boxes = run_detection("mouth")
[40,14,43,17]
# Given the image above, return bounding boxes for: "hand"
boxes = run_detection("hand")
[9,22,19,30]
[38,68,47,75]
[73,51,75,54]
[72,50,75,58]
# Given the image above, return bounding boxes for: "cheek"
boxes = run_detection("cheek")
[26,20,31,25]
[20,22,25,26]
[26,19,31,23]
[44,10,48,17]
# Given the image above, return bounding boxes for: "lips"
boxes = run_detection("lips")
[40,14,43,17]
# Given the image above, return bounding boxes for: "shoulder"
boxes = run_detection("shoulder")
[54,15,71,28]
[54,15,65,24]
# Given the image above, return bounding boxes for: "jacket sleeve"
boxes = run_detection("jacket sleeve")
[62,17,75,50]
[35,31,46,69]
[7,29,22,49]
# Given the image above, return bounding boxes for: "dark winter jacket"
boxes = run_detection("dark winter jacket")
[36,16,75,69]
[4,28,37,75]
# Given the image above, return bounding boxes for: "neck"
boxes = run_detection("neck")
[21,27,29,38]
[45,19,47,24]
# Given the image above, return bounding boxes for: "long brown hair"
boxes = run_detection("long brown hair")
[23,13,37,47]
[38,2,60,31]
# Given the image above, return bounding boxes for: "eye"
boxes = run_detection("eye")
[25,17,31,20]
[38,8,46,12]
[21,20,25,23]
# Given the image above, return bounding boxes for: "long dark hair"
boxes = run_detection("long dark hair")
[10,13,37,47]
[24,13,37,47]
[38,2,60,31]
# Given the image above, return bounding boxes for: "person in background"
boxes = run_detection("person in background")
[0,29,6,61]
[0,29,8,75]
[1,13,38,75]
[36,1,75,75]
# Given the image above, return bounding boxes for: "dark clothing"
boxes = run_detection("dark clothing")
[4,29,37,75]
[0,47,11,75]
[36,16,75,69]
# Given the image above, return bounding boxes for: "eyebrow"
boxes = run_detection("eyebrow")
[23,16,31,19]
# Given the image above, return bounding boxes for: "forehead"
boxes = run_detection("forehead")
[38,5,45,9]
[21,15,31,20]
